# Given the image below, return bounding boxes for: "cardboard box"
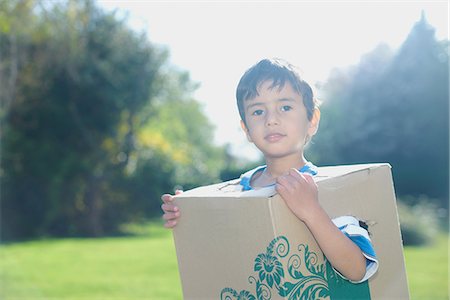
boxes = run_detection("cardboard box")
[173,164,409,299]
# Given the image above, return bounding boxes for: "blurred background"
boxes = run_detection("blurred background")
[1,0,448,299]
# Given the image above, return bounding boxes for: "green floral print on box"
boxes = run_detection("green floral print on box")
[221,236,370,300]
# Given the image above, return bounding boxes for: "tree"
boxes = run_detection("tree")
[0,0,221,239]
[308,14,449,209]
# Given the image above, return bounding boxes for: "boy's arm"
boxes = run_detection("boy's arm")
[276,169,366,282]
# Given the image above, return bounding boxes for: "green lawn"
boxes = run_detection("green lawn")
[403,233,449,300]
[0,222,182,299]
[1,221,448,299]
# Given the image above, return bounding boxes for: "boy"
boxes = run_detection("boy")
[161,58,378,283]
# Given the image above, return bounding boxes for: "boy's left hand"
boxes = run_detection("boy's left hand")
[275,168,321,223]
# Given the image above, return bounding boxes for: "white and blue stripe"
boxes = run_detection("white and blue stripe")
[240,162,318,191]
[332,216,379,283]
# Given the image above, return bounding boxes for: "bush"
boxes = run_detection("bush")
[397,196,442,246]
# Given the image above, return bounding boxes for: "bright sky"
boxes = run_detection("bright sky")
[99,1,448,161]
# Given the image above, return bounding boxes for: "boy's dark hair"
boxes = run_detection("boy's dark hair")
[236,58,319,125]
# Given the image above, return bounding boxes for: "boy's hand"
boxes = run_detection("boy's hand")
[275,169,321,223]
[161,190,183,228]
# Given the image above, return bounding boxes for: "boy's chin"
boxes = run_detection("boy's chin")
[261,150,304,160]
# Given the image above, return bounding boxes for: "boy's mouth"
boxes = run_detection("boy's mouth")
[264,133,285,143]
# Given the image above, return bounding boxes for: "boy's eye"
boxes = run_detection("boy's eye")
[281,105,292,112]
[252,109,264,116]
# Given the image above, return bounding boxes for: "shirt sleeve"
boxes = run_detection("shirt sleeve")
[332,216,379,283]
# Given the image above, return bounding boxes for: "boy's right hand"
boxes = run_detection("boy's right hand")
[161,190,183,228]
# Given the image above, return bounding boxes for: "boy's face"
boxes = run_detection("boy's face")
[241,80,320,160]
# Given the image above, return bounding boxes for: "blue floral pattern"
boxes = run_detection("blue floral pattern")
[254,252,284,288]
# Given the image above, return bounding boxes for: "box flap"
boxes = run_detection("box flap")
[176,163,392,199]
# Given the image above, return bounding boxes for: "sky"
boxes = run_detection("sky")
[98,1,448,160]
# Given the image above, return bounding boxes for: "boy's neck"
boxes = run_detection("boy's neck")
[264,154,307,179]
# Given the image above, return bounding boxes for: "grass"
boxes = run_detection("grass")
[403,233,449,300]
[1,221,448,299]
[0,221,182,299]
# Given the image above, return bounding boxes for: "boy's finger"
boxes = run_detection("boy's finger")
[276,175,287,186]
[164,220,177,228]
[289,168,307,182]
[276,175,295,191]
[175,190,183,195]
[275,183,286,194]
[284,172,301,185]
[303,173,316,185]
[275,183,295,204]
[161,203,179,213]
[289,168,301,176]
[299,172,316,187]
[162,211,180,221]
[161,194,174,203]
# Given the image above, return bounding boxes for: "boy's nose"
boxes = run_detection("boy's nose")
[265,111,280,126]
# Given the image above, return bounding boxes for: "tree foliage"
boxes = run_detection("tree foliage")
[308,14,449,209]
[0,0,222,240]
[142,69,225,190]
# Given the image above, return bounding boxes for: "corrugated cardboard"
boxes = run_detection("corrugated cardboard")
[173,164,409,299]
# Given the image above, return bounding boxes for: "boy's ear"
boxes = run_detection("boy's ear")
[307,108,321,137]
[240,120,253,143]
